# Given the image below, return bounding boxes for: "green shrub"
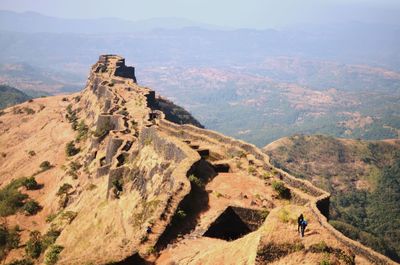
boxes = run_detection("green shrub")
[144,137,152,146]
[272,181,291,199]
[248,166,256,174]
[23,200,42,216]
[175,209,187,219]
[112,179,123,192]
[0,178,29,216]
[69,161,82,172]
[65,141,80,157]
[188,174,204,187]
[25,231,42,259]
[309,241,329,253]
[146,246,156,255]
[0,224,20,260]
[60,211,77,224]
[257,242,304,263]
[23,107,35,115]
[39,161,52,171]
[76,120,89,142]
[6,259,34,265]
[46,212,59,223]
[66,105,78,130]
[260,209,269,219]
[45,245,64,265]
[320,258,331,265]
[56,184,73,196]
[23,177,39,190]
[42,228,61,250]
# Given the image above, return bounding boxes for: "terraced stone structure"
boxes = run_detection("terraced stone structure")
[0,55,397,265]
[59,55,399,265]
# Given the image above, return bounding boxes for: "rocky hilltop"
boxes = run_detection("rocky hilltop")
[0,55,397,265]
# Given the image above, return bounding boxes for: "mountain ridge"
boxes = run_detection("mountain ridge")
[0,55,397,264]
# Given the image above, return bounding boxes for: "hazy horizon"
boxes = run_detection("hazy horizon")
[1,0,400,29]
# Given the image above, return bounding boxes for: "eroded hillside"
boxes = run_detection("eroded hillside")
[0,55,397,265]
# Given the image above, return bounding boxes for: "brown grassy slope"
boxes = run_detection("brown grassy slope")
[0,95,76,262]
[264,134,400,261]
[264,135,400,193]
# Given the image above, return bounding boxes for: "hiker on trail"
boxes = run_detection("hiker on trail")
[300,219,308,237]
[146,226,152,234]
[297,214,304,233]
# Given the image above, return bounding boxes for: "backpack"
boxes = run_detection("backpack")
[302,220,308,227]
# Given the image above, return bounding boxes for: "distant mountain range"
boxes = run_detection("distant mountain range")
[0,10,224,33]
[0,10,399,146]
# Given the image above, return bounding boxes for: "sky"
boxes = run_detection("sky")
[1,0,400,29]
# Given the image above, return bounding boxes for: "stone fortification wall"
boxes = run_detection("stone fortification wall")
[158,119,397,265]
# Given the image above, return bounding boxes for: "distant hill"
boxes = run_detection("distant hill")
[0,10,221,34]
[0,63,83,94]
[0,84,31,109]
[265,135,400,261]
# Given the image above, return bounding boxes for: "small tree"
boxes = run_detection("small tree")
[23,200,42,216]
[23,177,39,190]
[56,184,73,196]
[45,245,64,265]
[39,161,52,171]
[65,141,80,157]
[25,231,42,259]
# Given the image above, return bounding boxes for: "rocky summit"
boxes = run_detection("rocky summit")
[0,55,397,265]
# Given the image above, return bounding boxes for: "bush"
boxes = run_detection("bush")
[45,245,64,265]
[39,161,52,171]
[42,228,61,250]
[320,258,331,265]
[175,209,187,219]
[7,259,34,265]
[112,179,123,192]
[76,120,89,142]
[23,107,35,115]
[0,224,20,260]
[28,150,36,156]
[23,200,42,216]
[257,242,304,263]
[23,177,39,190]
[65,141,80,157]
[0,178,29,216]
[46,213,59,223]
[69,161,82,172]
[56,184,73,196]
[60,211,77,224]
[25,231,42,259]
[188,174,204,187]
[272,181,291,199]
[309,241,329,253]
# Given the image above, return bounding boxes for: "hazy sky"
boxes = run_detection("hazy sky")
[1,0,400,28]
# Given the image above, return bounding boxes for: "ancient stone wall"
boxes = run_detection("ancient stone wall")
[159,119,397,264]
[105,137,124,164]
[139,127,186,163]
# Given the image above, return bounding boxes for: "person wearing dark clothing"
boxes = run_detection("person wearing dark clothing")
[300,219,308,237]
[297,214,304,233]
